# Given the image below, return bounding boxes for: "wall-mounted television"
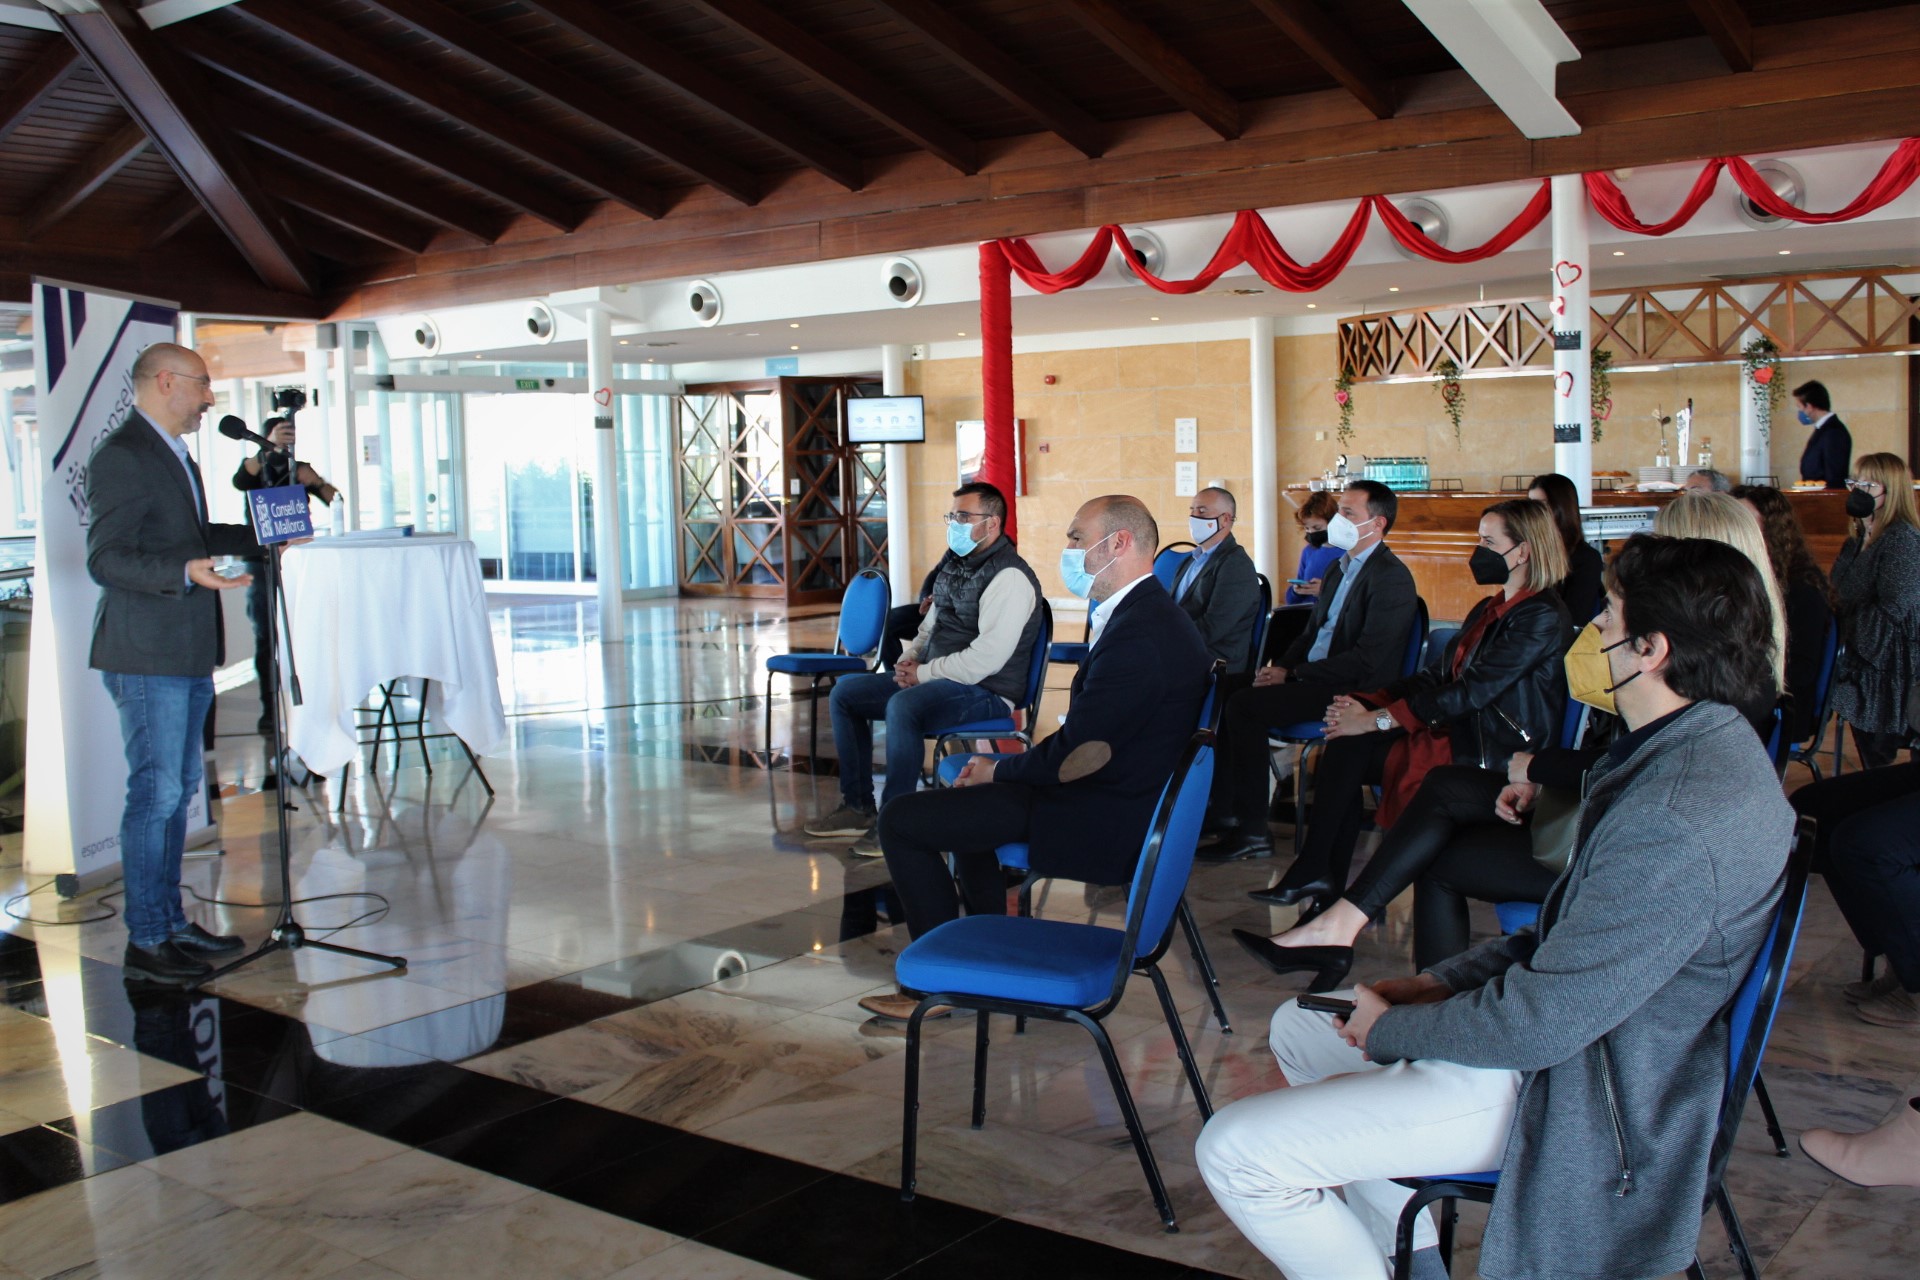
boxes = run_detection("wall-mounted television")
[846,395,925,444]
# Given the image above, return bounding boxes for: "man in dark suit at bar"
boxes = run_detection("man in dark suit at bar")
[88,342,257,985]
[1794,379,1852,490]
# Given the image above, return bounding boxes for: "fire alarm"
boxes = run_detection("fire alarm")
[1043,374,1057,385]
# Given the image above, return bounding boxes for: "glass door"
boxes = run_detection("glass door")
[464,391,595,587]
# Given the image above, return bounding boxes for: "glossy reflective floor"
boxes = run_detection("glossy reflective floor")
[1,595,1914,1279]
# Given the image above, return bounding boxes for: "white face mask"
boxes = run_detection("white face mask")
[1327,512,1367,551]
[1188,515,1220,544]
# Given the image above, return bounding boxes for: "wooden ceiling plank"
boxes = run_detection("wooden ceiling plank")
[1244,0,1393,119]
[518,0,863,191]
[23,115,148,238]
[361,0,760,205]
[0,37,78,148]
[177,24,583,230]
[250,150,436,255]
[1058,0,1241,139]
[684,0,979,174]
[1685,0,1755,73]
[54,1,314,296]
[281,206,410,267]
[866,0,1106,157]
[233,0,663,216]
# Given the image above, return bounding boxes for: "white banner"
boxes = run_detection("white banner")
[25,282,209,893]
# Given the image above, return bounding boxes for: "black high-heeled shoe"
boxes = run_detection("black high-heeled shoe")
[1231,930,1354,992]
[1246,876,1335,908]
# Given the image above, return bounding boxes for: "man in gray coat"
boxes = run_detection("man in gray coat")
[88,342,258,985]
[1198,535,1792,1280]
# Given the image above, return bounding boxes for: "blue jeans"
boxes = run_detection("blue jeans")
[102,672,213,950]
[828,673,1006,811]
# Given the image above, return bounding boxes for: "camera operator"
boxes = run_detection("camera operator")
[231,415,336,735]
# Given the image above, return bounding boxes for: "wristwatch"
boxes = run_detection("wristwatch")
[1374,710,1396,733]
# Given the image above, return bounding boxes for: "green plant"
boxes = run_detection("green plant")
[1742,336,1783,442]
[1434,357,1464,445]
[1590,347,1614,444]
[1334,365,1355,446]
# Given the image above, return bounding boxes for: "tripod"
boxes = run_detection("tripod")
[198,444,405,987]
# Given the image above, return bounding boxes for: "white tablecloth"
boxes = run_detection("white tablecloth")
[280,538,506,777]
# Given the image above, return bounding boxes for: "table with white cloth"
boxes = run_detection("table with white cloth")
[279,537,506,778]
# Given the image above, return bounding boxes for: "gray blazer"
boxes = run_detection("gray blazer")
[86,411,257,677]
[1172,533,1261,674]
[1368,701,1792,1280]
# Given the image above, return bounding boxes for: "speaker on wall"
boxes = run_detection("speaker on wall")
[688,279,723,326]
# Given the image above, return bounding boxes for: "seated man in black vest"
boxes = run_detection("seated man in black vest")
[1202,480,1418,865]
[858,494,1211,1020]
[1173,486,1262,679]
[806,482,1041,855]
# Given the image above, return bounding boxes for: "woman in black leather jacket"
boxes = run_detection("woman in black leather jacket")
[1236,499,1574,989]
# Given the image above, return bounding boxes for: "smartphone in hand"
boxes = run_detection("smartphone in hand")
[1296,993,1357,1016]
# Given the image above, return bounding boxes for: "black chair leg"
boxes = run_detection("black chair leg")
[1015,881,1034,1035]
[763,672,775,759]
[1146,963,1212,1121]
[900,1001,927,1202]
[971,1010,991,1129]
[1067,1009,1177,1231]
[808,677,824,766]
[1753,1071,1789,1158]
[1392,1185,1451,1280]
[1714,1181,1761,1280]
[1177,897,1232,1034]
[1684,1258,1709,1280]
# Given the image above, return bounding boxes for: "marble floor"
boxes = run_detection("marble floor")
[1,594,1914,1279]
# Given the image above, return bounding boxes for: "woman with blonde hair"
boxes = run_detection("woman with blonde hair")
[1831,452,1920,767]
[1654,491,1788,712]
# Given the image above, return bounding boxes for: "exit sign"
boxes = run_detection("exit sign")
[514,378,541,390]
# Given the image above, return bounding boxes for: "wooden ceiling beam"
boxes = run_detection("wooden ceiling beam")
[866,0,1106,157]
[361,0,760,205]
[1058,0,1241,139]
[281,207,415,268]
[143,186,205,245]
[176,25,584,231]
[249,150,437,255]
[233,0,664,216]
[54,0,315,296]
[518,0,863,191]
[1245,0,1393,119]
[1686,0,1755,73]
[685,0,978,174]
[22,117,149,238]
[0,37,78,148]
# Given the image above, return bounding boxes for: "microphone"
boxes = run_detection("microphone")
[218,415,276,448]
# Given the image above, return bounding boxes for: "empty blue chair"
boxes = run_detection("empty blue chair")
[927,599,1053,761]
[1423,625,1460,671]
[897,733,1217,1230]
[762,568,890,761]
[1390,819,1813,1280]
[1152,541,1196,592]
[1786,619,1842,780]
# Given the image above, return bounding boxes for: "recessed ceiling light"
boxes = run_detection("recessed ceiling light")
[1612,250,1626,257]
[1388,286,1400,293]
[789,322,800,329]
[1778,249,1792,255]
[1149,315,1160,321]
[956,331,967,337]
[1306,304,1317,310]
[789,344,800,351]
[646,357,655,363]
[618,338,630,344]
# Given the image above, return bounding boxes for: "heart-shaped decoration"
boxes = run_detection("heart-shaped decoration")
[1441,384,1462,404]
[1752,366,1774,385]
[1554,260,1583,288]
[1596,396,1613,421]
[1334,390,1350,406]
[593,387,613,406]
[1556,371,1575,398]
[1550,295,1566,316]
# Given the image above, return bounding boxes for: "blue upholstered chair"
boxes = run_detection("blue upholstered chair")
[1786,619,1841,781]
[926,599,1053,763]
[761,568,889,761]
[896,733,1217,1231]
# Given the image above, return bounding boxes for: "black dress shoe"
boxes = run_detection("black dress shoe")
[1246,876,1336,907]
[1231,930,1354,992]
[123,941,212,986]
[1196,831,1274,863]
[169,922,245,954]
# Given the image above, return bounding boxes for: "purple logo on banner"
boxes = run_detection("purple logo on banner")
[248,485,313,544]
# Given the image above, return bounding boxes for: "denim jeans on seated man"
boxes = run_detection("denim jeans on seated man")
[828,671,1006,813]
[103,671,214,951]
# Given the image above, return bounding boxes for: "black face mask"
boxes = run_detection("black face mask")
[1470,544,1514,585]
[1304,529,1329,547]
[1845,488,1878,519]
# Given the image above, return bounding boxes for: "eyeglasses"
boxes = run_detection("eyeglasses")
[1846,479,1885,493]
[153,371,212,386]
[944,511,992,525]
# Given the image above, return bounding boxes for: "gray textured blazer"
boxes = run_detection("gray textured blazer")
[1172,533,1261,674]
[1368,700,1792,1280]
[86,411,257,677]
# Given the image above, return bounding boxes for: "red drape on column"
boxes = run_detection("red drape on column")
[977,240,1019,542]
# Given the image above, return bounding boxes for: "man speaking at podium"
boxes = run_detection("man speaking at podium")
[86,342,258,986]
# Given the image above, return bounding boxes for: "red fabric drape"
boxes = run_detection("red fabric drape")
[1584,162,1726,236]
[1587,138,1920,232]
[1368,180,1553,262]
[978,241,1018,542]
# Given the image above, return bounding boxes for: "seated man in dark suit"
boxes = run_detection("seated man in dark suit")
[1173,486,1261,678]
[858,495,1212,1020]
[1202,480,1419,864]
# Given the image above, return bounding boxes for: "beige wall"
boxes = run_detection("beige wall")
[903,333,1911,593]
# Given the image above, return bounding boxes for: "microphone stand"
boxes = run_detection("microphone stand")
[198,443,405,987]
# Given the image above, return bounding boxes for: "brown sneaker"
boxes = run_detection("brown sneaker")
[1842,969,1901,1004]
[858,991,952,1022]
[1855,985,1920,1028]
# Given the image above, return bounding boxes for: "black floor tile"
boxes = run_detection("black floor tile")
[421,1096,680,1190]
[551,1130,832,1241]
[357,997,579,1062]
[0,1125,133,1205]
[310,1063,557,1147]
[47,1079,299,1162]
[897,1217,1207,1278]
[692,1172,995,1280]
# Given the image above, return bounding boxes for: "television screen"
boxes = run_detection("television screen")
[846,395,925,444]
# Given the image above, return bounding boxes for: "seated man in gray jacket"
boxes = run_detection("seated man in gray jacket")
[1198,535,1792,1280]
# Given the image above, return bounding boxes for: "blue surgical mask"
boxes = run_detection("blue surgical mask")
[1059,533,1116,599]
[946,519,979,558]
[1797,409,1815,426]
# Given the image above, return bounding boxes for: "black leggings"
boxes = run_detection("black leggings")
[1290,730,1398,889]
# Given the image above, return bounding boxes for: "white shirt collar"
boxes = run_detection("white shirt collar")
[1088,572,1154,647]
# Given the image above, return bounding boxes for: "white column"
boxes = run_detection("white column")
[881,343,913,605]
[1248,316,1278,580]
[586,305,625,643]
[1550,173,1593,505]
[1732,286,1769,482]
[366,330,396,527]
[331,334,359,530]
